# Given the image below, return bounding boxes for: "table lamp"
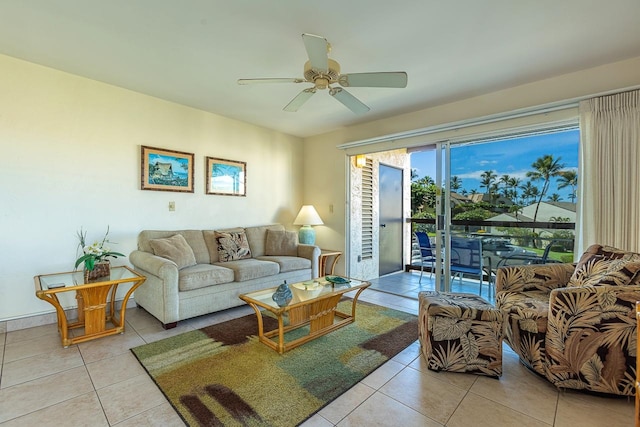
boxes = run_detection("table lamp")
[293,205,323,245]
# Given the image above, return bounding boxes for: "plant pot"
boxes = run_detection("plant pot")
[84,261,110,282]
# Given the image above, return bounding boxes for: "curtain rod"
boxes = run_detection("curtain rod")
[337,85,640,150]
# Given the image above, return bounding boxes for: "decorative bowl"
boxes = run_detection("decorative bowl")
[325,276,350,285]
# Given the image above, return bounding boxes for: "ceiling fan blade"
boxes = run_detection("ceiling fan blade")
[339,72,408,88]
[329,87,370,114]
[302,33,328,72]
[238,78,305,85]
[283,88,316,112]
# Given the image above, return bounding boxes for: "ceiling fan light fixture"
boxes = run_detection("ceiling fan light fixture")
[238,33,407,114]
[315,78,329,90]
[303,59,340,84]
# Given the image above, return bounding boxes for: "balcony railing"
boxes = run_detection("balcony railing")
[407,217,576,273]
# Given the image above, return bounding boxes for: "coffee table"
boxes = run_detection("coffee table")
[239,277,370,354]
[34,266,146,347]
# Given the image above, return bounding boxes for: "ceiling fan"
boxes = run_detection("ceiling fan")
[237,33,408,114]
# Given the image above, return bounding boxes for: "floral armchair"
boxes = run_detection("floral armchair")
[496,244,640,396]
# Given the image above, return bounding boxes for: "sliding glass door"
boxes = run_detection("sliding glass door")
[412,127,579,299]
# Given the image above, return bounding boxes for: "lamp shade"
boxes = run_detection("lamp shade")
[293,205,324,226]
[293,205,323,245]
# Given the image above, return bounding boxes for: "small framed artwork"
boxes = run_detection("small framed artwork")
[206,157,246,196]
[141,146,194,193]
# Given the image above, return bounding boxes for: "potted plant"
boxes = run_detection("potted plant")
[75,226,124,281]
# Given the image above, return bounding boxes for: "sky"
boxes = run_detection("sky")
[410,129,579,202]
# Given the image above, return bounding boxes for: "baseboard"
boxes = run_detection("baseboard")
[1,298,137,333]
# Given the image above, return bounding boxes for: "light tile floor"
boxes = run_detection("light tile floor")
[0,273,634,426]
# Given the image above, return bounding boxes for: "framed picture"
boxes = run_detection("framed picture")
[206,157,246,196]
[141,146,194,192]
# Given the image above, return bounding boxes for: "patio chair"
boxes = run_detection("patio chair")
[450,237,492,298]
[496,240,562,268]
[414,232,437,283]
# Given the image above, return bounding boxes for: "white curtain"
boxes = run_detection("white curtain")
[577,90,640,253]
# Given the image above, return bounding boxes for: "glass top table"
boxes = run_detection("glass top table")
[239,276,370,354]
[37,266,142,290]
[35,266,146,347]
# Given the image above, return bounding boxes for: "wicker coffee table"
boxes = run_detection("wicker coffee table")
[239,277,370,354]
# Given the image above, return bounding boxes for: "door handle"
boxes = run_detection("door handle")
[380,223,386,228]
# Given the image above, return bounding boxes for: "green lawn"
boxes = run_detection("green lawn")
[528,247,575,263]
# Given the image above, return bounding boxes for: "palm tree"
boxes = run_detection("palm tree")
[508,177,521,202]
[557,170,578,203]
[509,203,524,219]
[526,154,566,224]
[499,174,511,197]
[450,175,462,192]
[547,193,562,202]
[480,170,497,194]
[418,176,435,186]
[520,181,539,205]
[489,183,500,203]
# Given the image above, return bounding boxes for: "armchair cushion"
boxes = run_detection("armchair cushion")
[545,284,640,395]
[496,289,550,374]
[568,244,640,287]
[148,234,197,270]
[496,263,574,294]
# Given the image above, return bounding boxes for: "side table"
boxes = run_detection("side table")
[319,249,342,276]
[34,266,146,347]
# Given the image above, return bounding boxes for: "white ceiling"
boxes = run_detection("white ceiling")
[1,1,639,138]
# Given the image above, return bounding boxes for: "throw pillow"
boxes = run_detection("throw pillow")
[568,245,640,287]
[265,229,298,256]
[215,231,252,262]
[149,234,197,269]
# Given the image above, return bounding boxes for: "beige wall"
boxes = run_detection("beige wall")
[304,56,640,276]
[0,54,304,322]
[3,52,639,322]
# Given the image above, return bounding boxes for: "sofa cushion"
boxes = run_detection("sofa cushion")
[139,230,210,264]
[256,255,311,273]
[265,229,298,256]
[215,231,252,262]
[148,234,197,269]
[245,224,285,257]
[214,259,279,282]
[178,264,235,291]
[568,244,640,287]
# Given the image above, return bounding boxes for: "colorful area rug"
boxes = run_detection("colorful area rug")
[131,300,418,426]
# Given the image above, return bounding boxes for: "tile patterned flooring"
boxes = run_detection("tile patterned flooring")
[0,272,634,426]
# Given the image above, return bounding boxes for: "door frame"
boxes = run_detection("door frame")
[434,141,452,292]
[378,162,404,276]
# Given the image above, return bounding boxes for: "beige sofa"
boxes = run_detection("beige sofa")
[130,224,320,328]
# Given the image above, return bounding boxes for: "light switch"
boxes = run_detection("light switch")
[329,204,334,213]
[169,201,175,211]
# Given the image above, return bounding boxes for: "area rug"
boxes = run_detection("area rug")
[131,300,418,426]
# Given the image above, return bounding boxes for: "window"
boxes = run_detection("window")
[411,127,579,262]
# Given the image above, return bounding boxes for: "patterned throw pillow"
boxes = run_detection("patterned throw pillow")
[568,244,640,287]
[215,231,252,262]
